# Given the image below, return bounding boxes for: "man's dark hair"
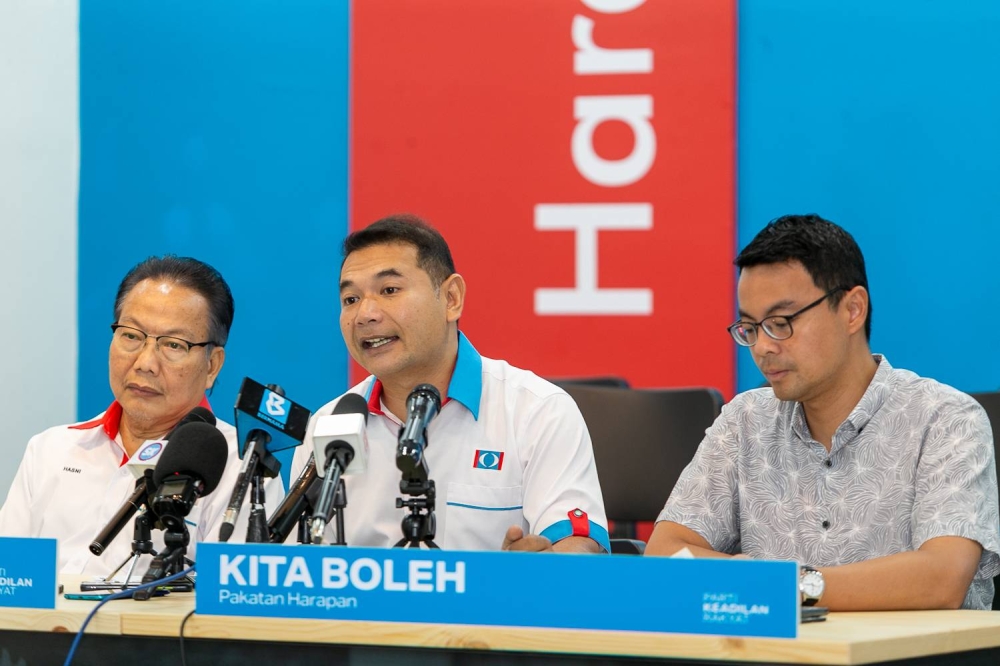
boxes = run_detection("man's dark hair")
[342,214,456,288]
[113,256,235,347]
[735,214,872,340]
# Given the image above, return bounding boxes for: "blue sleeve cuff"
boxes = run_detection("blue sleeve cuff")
[540,519,610,553]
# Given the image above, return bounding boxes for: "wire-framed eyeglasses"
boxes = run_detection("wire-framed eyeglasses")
[110,324,217,362]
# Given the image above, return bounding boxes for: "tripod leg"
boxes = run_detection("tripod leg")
[104,551,134,583]
[123,552,143,585]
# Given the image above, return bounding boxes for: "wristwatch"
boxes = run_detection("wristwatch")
[799,566,825,606]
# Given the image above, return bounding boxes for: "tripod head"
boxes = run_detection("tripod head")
[394,469,439,549]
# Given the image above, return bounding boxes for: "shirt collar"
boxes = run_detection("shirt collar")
[790,354,892,442]
[69,395,214,442]
[362,332,483,421]
[448,332,483,420]
[841,354,892,434]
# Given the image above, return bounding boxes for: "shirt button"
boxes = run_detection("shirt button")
[821,520,831,529]
[824,459,832,467]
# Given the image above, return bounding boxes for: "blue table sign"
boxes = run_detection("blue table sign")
[197,544,798,638]
[0,537,58,609]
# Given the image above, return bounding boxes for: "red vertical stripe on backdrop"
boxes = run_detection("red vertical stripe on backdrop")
[351,0,735,394]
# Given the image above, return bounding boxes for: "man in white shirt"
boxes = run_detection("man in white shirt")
[293,215,609,552]
[0,256,262,575]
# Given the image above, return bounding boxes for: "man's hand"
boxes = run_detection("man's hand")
[501,526,554,552]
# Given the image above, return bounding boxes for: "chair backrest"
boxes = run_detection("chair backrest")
[967,391,1000,611]
[559,384,723,523]
[550,376,631,389]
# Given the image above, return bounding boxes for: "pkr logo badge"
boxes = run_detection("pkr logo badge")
[259,390,289,426]
[473,449,504,471]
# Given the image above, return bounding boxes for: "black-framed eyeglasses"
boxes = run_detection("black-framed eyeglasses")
[110,324,217,362]
[727,287,849,347]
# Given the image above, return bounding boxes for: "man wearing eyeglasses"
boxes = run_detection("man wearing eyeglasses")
[0,256,265,575]
[647,215,1000,611]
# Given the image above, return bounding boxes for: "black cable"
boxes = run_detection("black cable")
[179,609,196,666]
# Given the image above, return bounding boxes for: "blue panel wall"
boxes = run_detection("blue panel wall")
[78,1,351,439]
[737,0,1000,393]
[76,1,1000,404]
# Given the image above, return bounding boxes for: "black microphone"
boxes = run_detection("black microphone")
[166,406,216,437]
[150,421,228,532]
[132,421,228,601]
[89,471,155,556]
[88,406,218,556]
[266,454,319,543]
[396,384,442,476]
[218,429,271,543]
[308,393,369,544]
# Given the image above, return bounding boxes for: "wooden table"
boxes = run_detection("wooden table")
[2,581,1000,665]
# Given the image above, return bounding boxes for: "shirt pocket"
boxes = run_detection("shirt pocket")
[443,482,523,551]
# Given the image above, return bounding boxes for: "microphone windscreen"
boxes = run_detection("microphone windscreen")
[333,392,369,423]
[164,405,218,441]
[184,406,218,428]
[152,421,229,494]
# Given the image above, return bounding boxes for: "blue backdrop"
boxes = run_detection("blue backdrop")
[76,0,1000,417]
[78,1,351,424]
[737,0,1000,392]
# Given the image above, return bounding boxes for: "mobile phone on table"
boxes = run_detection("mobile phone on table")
[81,580,193,592]
[64,592,114,601]
[64,589,169,601]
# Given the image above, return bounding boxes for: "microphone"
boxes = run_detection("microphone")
[266,454,318,543]
[218,379,310,542]
[127,407,217,480]
[88,406,218,556]
[132,421,228,601]
[89,471,155,556]
[396,384,442,477]
[150,421,228,532]
[307,393,369,544]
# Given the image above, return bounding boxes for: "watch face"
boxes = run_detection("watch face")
[801,571,824,598]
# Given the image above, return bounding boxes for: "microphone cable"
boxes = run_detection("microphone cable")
[62,565,196,666]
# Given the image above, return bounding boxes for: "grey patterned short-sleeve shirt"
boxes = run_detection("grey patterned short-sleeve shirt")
[659,355,1000,610]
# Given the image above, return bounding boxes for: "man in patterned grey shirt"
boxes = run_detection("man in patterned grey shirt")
[647,214,1000,611]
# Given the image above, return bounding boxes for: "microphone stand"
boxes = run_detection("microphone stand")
[246,465,270,543]
[223,437,281,543]
[103,511,158,587]
[333,479,347,546]
[133,524,193,600]
[394,461,439,549]
[247,447,281,542]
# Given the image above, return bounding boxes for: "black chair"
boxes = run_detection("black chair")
[559,384,724,554]
[550,376,631,389]
[968,391,1000,611]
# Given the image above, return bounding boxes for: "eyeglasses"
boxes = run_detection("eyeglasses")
[727,287,849,347]
[110,324,217,362]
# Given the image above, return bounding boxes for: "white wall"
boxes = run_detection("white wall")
[0,1,79,499]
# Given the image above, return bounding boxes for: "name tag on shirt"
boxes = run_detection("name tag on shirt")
[0,537,58,609]
[197,544,798,638]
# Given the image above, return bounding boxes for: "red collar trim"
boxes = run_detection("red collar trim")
[367,380,386,416]
[69,401,124,440]
[68,396,214,443]
[366,379,451,418]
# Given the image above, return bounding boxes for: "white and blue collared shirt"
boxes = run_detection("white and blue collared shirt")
[292,333,610,551]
